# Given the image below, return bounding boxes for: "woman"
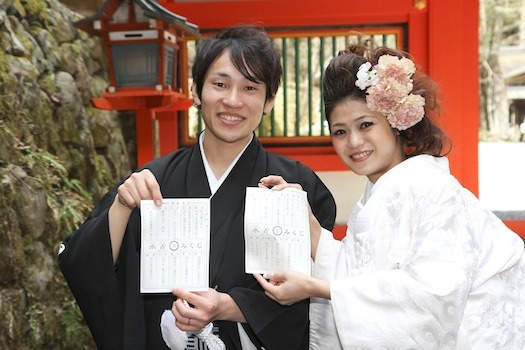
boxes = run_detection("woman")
[255,44,525,349]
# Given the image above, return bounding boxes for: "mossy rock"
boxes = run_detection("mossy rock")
[56,104,82,146]
[65,146,89,189]
[13,175,47,239]
[19,0,47,24]
[0,49,17,90]
[0,123,19,164]
[0,0,134,347]
[0,288,26,349]
[87,107,112,149]
[0,206,25,285]
[37,72,56,95]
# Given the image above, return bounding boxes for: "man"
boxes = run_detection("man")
[59,25,336,349]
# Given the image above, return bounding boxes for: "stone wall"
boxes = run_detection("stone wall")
[0,0,132,348]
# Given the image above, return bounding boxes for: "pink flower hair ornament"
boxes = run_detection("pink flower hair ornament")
[355,54,425,131]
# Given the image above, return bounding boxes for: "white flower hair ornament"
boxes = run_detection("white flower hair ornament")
[355,54,425,130]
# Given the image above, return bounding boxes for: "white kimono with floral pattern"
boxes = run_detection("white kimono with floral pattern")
[310,155,525,350]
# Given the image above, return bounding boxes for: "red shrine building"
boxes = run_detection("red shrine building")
[80,0,525,238]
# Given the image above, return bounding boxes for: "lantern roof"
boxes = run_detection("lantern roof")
[75,0,200,38]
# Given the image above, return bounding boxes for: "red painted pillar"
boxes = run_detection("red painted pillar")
[135,108,155,167]
[428,0,479,195]
[156,110,179,156]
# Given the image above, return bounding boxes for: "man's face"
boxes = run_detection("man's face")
[193,50,275,148]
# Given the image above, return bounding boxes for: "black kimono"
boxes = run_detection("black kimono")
[58,136,336,350]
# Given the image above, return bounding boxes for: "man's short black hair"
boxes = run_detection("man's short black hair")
[192,25,282,102]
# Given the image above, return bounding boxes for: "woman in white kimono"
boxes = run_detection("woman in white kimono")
[255,44,525,349]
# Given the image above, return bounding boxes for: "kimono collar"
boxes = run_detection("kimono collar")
[199,131,254,196]
[363,154,449,203]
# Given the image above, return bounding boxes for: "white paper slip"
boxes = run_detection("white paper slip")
[140,198,210,293]
[244,187,311,276]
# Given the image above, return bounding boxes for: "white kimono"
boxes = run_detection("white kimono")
[310,155,525,350]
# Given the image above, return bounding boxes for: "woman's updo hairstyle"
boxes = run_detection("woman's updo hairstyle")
[323,40,450,157]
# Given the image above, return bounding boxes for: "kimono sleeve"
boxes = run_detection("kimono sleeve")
[57,187,123,349]
[330,182,479,349]
[300,163,337,231]
[230,286,310,350]
[230,159,337,349]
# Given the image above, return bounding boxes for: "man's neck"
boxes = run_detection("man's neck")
[201,133,252,179]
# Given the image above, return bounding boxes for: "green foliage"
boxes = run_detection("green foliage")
[2,122,93,233]
[59,300,93,349]
[26,302,46,345]
[26,296,94,349]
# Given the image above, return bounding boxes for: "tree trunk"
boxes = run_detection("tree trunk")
[479,0,511,140]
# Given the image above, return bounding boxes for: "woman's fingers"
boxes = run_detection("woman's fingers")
[259,175,303,191]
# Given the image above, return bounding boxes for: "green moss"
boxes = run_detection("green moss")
[93,153,114,196]
[34,93,67,155]
[0,0,130,346]
[14,32,35,58]
[60,42,82,62]
[0,138,96,345]
[0,201,25,285]
[66,147,88,187]
[0,121,93,235]
[0,50,13,90]
[38,73,57,96]
[0,289,26,349]
[20,0,48,24]
[26,301,61,348]
[56,106,81,145]
[0,127,12,164]
[71,39,84,56]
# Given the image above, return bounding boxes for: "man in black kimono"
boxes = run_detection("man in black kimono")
[58,25,336,350]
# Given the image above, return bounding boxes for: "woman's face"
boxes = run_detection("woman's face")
[329,99,405,183]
